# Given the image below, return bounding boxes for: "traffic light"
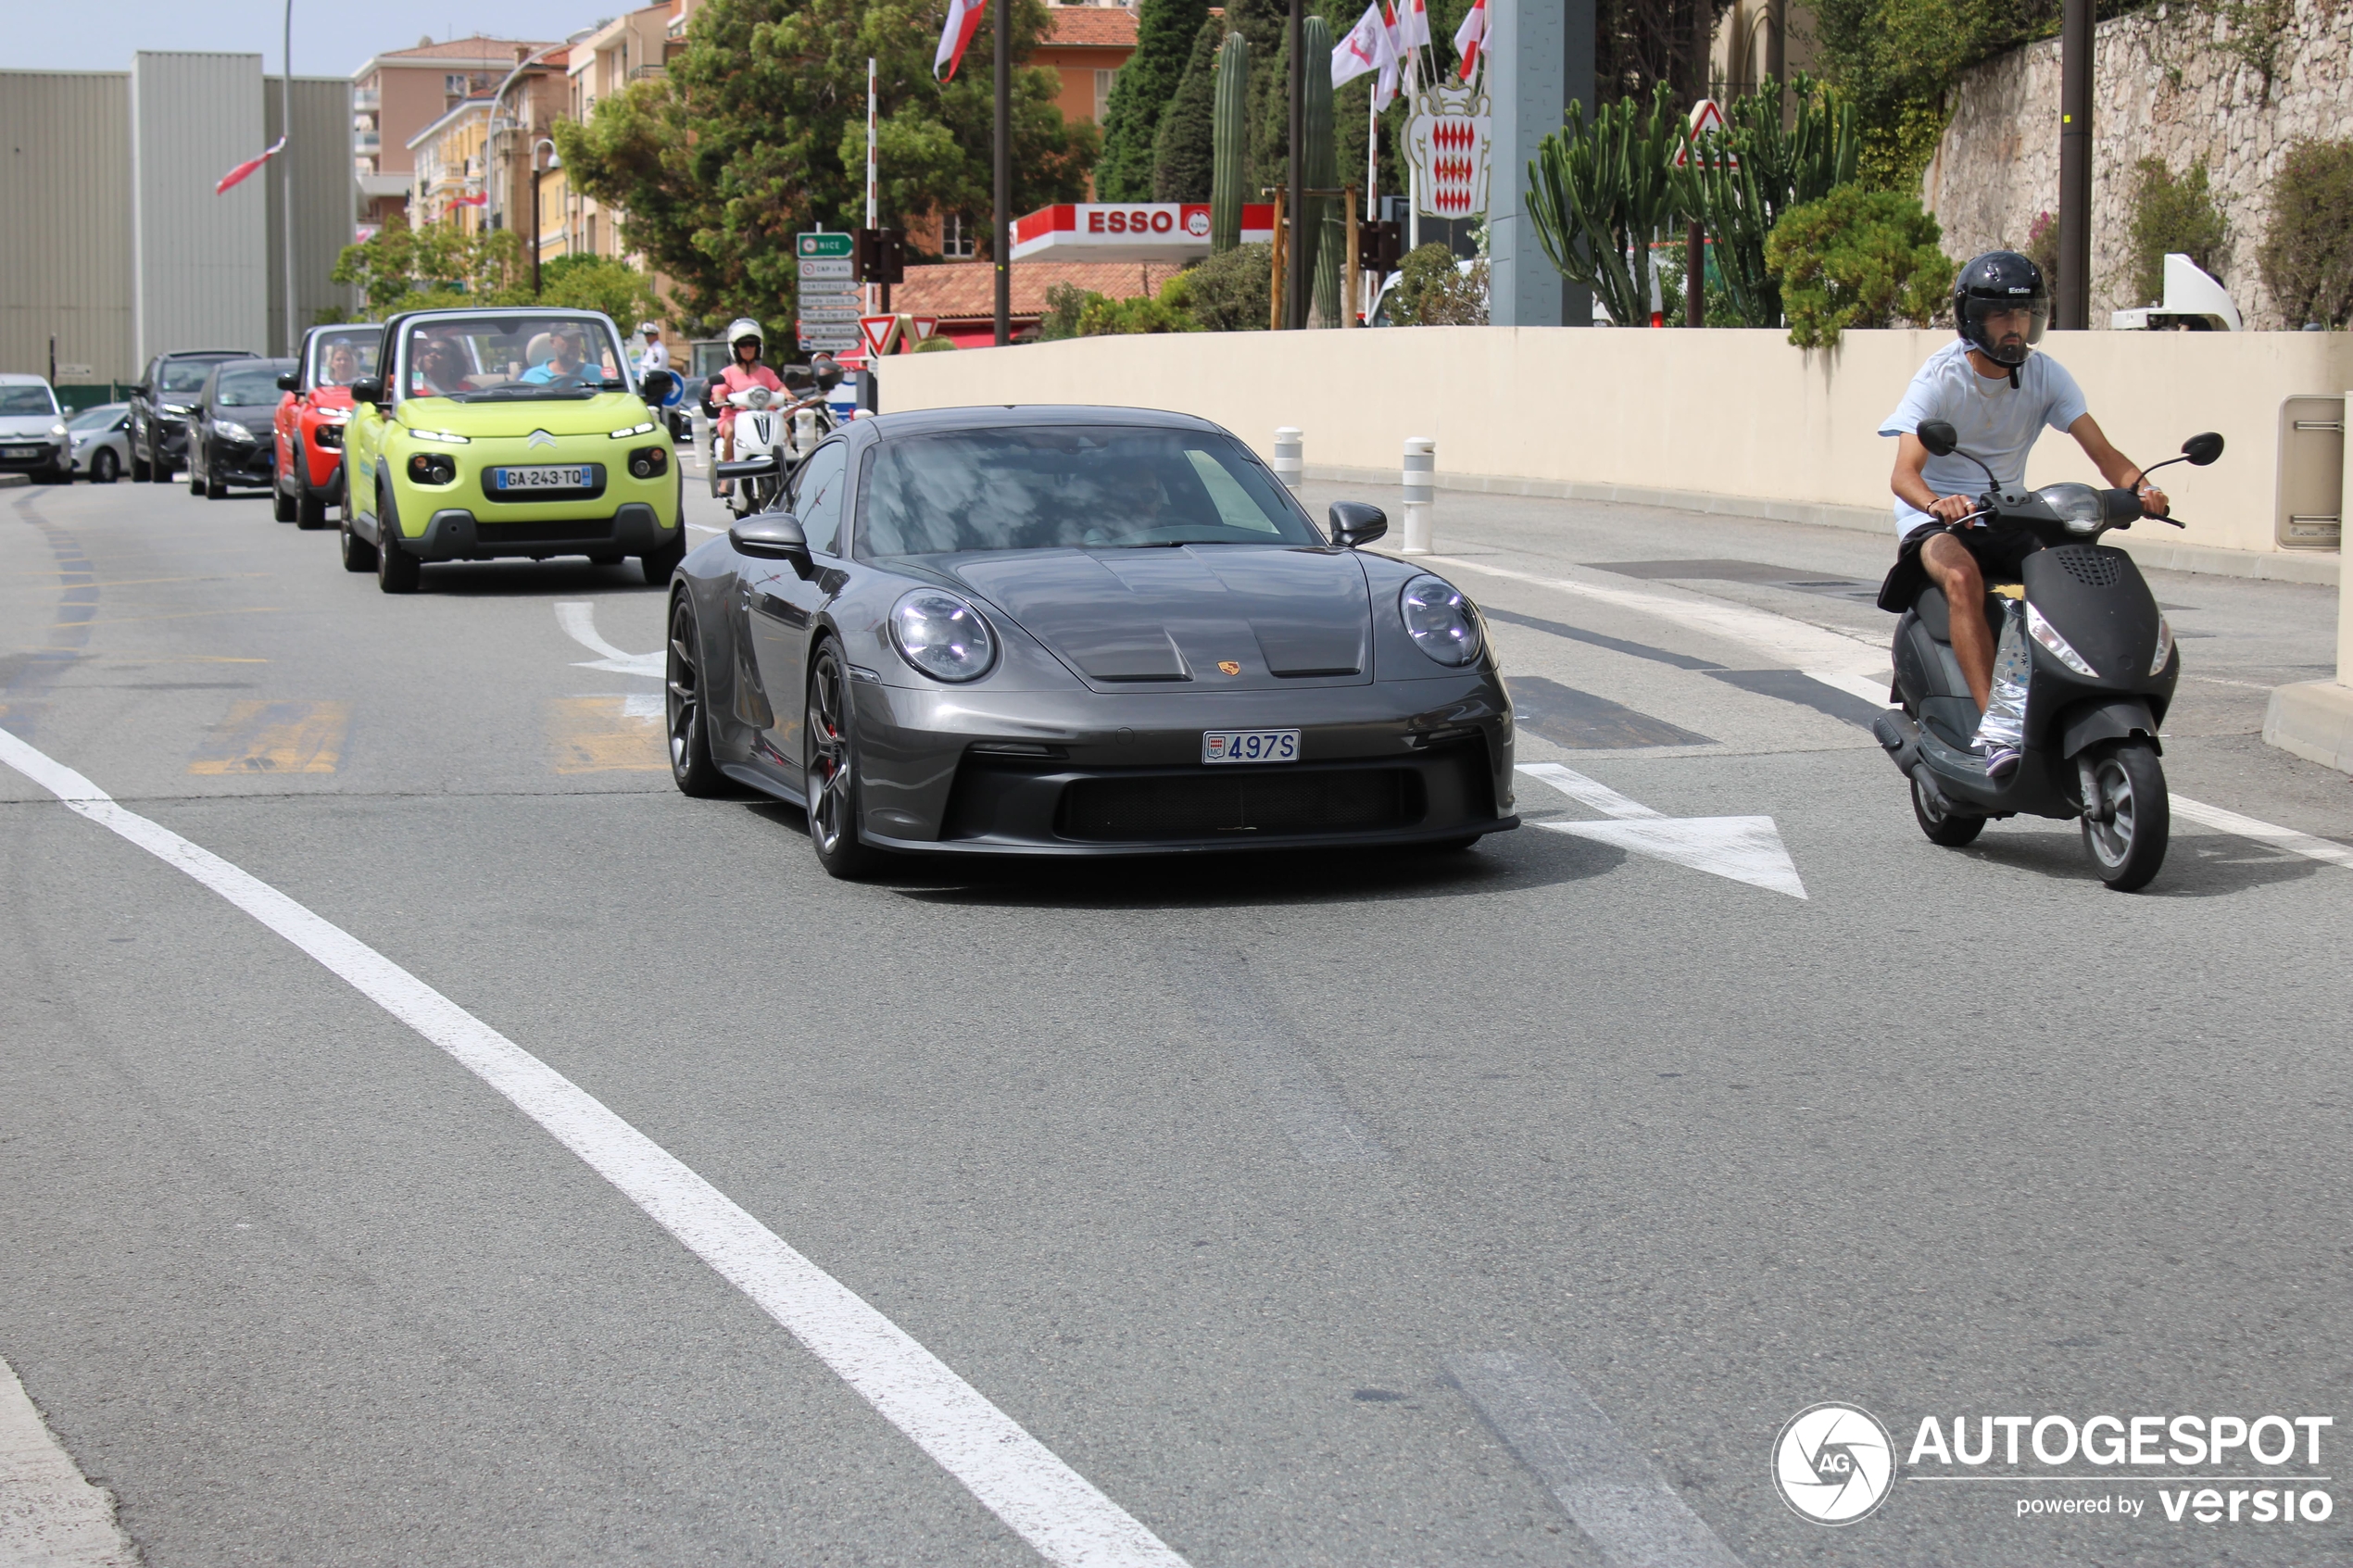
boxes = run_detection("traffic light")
[853,227,906,285]
[1358,220,1403,274]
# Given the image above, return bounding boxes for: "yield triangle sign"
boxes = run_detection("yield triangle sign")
[1541,815,1806,898]
[859,314,901,358]
[909,315,939,342]
[1671,97,1736,169]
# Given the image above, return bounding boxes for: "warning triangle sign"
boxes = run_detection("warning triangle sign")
[909,315,939,343]
[1670,98,1737,169]
[859,315,901,358]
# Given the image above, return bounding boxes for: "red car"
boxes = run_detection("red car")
[273,324,378,528]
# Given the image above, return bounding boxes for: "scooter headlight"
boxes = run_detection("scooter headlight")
[2033,483,2105,535]
[2027,602,2098,677]
[2150,612,2174,675]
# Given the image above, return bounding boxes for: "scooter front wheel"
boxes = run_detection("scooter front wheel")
[1911,771,1986,847]
[2081,740,2169,892]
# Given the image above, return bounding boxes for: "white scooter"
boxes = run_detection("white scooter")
[711,358,846,519]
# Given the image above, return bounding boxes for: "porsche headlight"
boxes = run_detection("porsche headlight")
[2034,483,2104,535]
[2027,602,2098,677]
[2150,611,2174,675]
[1400,575,1483,667]
[890,589,996,684]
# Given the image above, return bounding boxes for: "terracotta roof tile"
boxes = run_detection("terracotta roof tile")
[890,259,1191,321]
[1044,8,1140,46]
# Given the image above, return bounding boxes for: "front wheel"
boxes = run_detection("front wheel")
[805,644,885,879]
[296,484,328,529]
[2080,740,2169,892]
[664,593,725,797]
[1912,771,1986,847]
[92,448,119,484]
[273,476,296,521]
[188,451,206,495]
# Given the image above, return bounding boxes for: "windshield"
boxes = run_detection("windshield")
[69,404,126,431]
[0,386,58,416]
[858,427,1321,557]
[399,314,628,402]
[215,366,287,406]
[310,332,379,388]
[160,360,234,393]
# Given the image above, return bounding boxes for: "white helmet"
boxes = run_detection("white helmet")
[725,318,763,350]
[636,320,661,337]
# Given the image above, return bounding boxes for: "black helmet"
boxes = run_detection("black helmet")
[1954,251,2048,368]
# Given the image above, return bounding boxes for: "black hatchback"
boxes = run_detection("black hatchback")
[130,349,256,483]
[189,358,296,499]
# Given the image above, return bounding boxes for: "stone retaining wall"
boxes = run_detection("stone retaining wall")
[1922,0,2353,331]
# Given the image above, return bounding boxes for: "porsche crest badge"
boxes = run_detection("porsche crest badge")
[1217,660,1241,675]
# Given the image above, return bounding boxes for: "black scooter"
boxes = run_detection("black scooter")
[1870,420,2224,892]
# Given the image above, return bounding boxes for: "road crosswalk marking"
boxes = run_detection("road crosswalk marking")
[0,1356,137,1567]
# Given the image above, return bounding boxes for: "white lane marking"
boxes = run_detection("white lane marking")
[686,521,726,534]
[0,1356,138,1568]
[1447,1350,1746,1568]
[0,729,1189,1568]
[1425,553,1893,704]
[554,601,664,678]
[1518,763,1806,899]
[2170,794,2353,871]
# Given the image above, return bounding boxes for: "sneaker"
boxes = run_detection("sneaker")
[1983,743,2021,781]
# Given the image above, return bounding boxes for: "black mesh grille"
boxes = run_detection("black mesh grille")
[1060,768,1421,841]
[2050,546,2122,586]
[476,519,616,544]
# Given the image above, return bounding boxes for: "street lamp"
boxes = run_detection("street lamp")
[532,138,558,296]
[282,0,297,356]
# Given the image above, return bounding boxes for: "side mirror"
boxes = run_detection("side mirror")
[2183,432,2224,466]
[350,377,384,406]
[276,371,297,392]
[1327,501,1388,548]
[1915,419,1959,458]
[730,512,811,567]
[639,370,674,407]
[814,366,845,393]
[132,383,151,397]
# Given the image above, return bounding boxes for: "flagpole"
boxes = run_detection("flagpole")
[992,0,1010,345]
[866,56,878,320]
[282,0,297,358]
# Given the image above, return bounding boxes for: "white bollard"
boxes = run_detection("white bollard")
[1401,435,1434,554]
[1273,426,1303,490]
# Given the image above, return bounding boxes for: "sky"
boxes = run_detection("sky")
[2,1,622,80]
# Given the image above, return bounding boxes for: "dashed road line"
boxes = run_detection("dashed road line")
[0,727,1189,1568]
[0,1356,137,1567]
[1447,1349,1746,1568]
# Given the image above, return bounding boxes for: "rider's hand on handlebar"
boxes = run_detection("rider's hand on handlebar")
[1929,494,1978,525]
[2137,482,2169,517]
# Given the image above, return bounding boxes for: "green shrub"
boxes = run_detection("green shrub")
[1766,186,1955,347]
[2259,137,2353,328]
[1076,293,1203,335]
[2022,207,2059,293]
[2125,157,2229,307]
[1173,242,1271,331]
[1038,281,1092,341]
[912,334,959,352]
[1395,242,1488,326]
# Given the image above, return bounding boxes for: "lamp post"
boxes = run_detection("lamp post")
[282,0,297,356]
[531,137,557,296]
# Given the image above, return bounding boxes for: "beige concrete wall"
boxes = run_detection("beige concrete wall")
[874,328,2353,562]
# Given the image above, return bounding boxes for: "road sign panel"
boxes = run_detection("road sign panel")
[859,315,902,358]
[798,257,855,280]
[797,232,854,258]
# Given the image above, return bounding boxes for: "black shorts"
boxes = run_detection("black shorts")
[1876,521,2043,612]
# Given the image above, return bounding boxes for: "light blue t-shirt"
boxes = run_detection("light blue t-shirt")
[1879,339,2089,535]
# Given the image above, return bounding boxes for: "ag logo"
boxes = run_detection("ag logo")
[1772,1402,1894,1524]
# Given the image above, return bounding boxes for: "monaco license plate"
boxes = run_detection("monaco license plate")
[1202,729,1299,764]
[493,463,595,492]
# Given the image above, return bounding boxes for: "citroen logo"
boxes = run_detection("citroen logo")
[526,429,558,449]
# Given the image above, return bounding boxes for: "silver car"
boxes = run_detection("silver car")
[0,374,69,482]
[65,403,131,484]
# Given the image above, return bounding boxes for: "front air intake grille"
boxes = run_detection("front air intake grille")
[2050,546,2122,587]
[1060,768,1422,841]
[476,518,615,545]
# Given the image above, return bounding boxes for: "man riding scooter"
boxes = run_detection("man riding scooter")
[1878,252,2170,778]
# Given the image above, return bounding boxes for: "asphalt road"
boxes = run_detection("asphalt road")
[3,464,2348,1568]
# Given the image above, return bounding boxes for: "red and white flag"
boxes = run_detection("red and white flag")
[934,0,988,82]
[1453,0,1487,82]
[1374,1,1403,108]
[1399,0,1431,51]
[214,135,286,195]
[1331,2,1393,88]
[450,190,489,207]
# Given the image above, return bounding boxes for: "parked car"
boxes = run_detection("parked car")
[65,402,131,483]
[130,349,256,482]
[0,375,69,482]
[339,307,683,593]
[273,325,376,527]
[189,358,296,499]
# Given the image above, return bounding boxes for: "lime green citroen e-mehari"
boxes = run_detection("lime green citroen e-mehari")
[338,307,685,593]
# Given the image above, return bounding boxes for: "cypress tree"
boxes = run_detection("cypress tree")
[1151,19,1224,201]
[1226,0,1287,194]
[1095,0,1211,201]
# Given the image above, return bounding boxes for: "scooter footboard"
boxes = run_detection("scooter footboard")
[2057,696,2161,760]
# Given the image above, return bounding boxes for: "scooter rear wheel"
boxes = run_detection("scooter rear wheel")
[1911,771,1986,847]
[2081,739,2169,892]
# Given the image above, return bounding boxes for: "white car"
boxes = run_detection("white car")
[65,402,131,483]
[0,373,69,483]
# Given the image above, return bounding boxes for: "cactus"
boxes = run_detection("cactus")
[1526,82,1686,329]
[1301,14,1337,324]
[1212,32,1248,251]
[1668,75,1859,328]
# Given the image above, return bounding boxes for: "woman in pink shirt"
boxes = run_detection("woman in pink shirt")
[711,318,785,465]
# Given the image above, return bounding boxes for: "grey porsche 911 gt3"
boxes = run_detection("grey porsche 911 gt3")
[664,405,1516,876]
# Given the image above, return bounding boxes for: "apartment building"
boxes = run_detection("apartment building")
[544,2,705,265]
[352,36,559,232]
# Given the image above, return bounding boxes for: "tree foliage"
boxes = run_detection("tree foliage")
[1152,19,1224,201]
[1098,0,1210,200]
[1395,241,1488,324]
[1173,244,1272,330]
[330,217,521,318]
[1765,185,1954,347]
[1670,75,1857,328]
[2259,137,2353,329]
[553,0,1096,336]
[535,254,665,325]
[1527,83,1687,329]
[2124,157,2230,307]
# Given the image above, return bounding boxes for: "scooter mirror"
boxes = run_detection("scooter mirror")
[1916,420,1959,458]
[2182,432,2224,466]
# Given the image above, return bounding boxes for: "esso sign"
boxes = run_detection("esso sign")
[1088,207,1181,235]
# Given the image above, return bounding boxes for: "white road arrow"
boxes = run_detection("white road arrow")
[555,601,664,677]
[1517,761,1808,899]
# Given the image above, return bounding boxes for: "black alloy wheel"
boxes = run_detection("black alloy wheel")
[92,448,118,484]
[2081,740,2169,892]
[149,436,171,483]
[273,462,297,521]
[296,482,328,529]
[205,446,228,500]
[340,496,378,572]
[373,483,420,594]
[1911,770,1987,847]
[804,644,882,879]
[131,435,150,483]
[664,594,724,797]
